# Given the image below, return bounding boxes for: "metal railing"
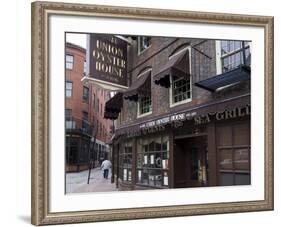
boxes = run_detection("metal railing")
[65,116,93,135]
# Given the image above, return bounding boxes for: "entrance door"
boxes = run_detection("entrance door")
[174,136,208,188]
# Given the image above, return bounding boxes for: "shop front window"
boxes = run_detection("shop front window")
[66,137,79,164]
[137,135,169,188]
[119,141,133,182]
[217,121,251,186]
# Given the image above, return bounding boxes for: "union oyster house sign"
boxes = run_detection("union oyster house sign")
[87,34,128,90]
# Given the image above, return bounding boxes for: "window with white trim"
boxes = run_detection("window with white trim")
[220,41,251,73]
[171,75,191,104]
[65,81,73,97]
[138,96,152,115]
[119,140,133,182]
[138,37,151,54]
[66,54,74,70]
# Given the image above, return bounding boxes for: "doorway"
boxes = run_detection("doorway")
[174,136,208,188]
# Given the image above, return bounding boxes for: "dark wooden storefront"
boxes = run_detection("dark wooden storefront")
[112,97,251,190]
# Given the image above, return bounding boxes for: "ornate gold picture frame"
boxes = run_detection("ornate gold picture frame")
[31,1,274,225]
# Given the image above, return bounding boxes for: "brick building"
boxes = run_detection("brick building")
[65,42,113,172]
[105,36,251,190]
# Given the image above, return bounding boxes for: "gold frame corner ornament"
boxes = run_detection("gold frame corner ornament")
[31,1,274,225]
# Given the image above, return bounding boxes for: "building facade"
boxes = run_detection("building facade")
[105,37,251,190]
[65,42,113,172]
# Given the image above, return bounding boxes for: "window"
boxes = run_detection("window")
[65,109,72,121]
[136,135,169,188]
[83,60,87,73]
[138,36,151,54]
[97,98,100,114]
[82,111,89,132]
[82,86,89,102]
[65,81,73,97]
[119,141,133,182]
[220,40,251,73]
[100,103,103,116]
[93,93,96,109]
[66,137,79,164]
[66,54,74,69]
[65,109,75,129]
[171,75,191,104]
[217,121,251,186]
[96,120,99,135]
[138,96,152,116]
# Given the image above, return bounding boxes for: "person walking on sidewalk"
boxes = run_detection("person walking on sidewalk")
[100,159,112,179]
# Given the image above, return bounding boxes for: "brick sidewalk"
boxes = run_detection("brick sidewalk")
[66,167,118,193]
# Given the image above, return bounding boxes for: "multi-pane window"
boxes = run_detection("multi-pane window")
[93,94,96,109]
[65,109,72,120]
[138,96,152,115]
[65,109,75,129]
[138,37,151,53]
[217,121,251,186]
[220,40,251,73]
[66,54,74,69]
[66,81,73,97]
[97,98,100,114]
[66,137,78,164]
[137,135,169,188]
[96,120,99,135]
[82,111,89,132]
[82,86,89,102]
[119,141,133,182]
[171,75,191,104]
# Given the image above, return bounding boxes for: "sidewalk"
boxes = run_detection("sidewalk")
[66,167,118,193]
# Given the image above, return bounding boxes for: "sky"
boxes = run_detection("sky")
[66,33,87,48]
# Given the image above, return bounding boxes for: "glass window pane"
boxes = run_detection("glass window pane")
[142,169,149,185]
[234,148,250,170]
[220,173,234,186]
[148,169,162,187]
[66,55,74,69]
[220,149,233,170]
[235,173,250,185]
[163,172,169,186]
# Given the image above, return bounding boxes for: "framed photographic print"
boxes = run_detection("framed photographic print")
[31,1,274,225]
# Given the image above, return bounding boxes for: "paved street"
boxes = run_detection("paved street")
[66,167,118,193]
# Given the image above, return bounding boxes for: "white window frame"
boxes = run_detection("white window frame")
[66,54,74,70]
[215,40,251,75]
[65,81,73,98]
[137,96,152,118]
[137,36,151,55]
[169,46,192,107]
[137,68,152,118]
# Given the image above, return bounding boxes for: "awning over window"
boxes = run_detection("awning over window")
[104,92,123,120]
[123,70,151,102]
[195,65,251,92]
[153,50,190,88]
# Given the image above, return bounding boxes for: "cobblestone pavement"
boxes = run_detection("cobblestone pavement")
[66,167,118,193]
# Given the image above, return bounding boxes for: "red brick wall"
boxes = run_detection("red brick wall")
[65,43,112,142]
